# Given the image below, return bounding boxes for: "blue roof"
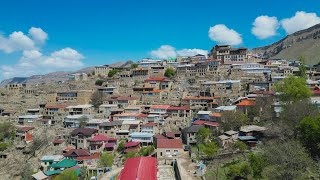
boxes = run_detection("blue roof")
[130,132,153,137]
[238,136,256,141]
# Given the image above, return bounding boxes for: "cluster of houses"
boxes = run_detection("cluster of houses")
[1,44,320,179]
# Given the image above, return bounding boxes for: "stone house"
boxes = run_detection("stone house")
[70,128,98,149]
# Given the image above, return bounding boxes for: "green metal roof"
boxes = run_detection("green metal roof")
[44,170,61,176]
[49,159,76,168]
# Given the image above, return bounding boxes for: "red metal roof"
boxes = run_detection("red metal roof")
[236,99,256,106]
[144,77,167,82]
[25,133,33,142]
[153,134,167,139]
[18,126,34,132]
[119,157,157,180]
[150,105,170,109]
[136,114,148,118]
[105,143,116,148]
[157,139,183,149]
[193,120,219,127]
[64,149,91,157]
[76,152,100,161]
[141,122,157,127]
[167,106,189,111]
[90,134,110,142]
[312,90,320,95]
[124,141,140,148]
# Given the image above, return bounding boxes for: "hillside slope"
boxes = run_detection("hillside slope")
[252,23,320,65]
[0,67,94,87]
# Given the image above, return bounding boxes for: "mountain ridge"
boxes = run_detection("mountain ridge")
[252,23,320,65]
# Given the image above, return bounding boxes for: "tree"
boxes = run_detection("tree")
[220,111,249,131]
[199,142,219,160]
[277,99,319,138]
[196,127,211,144]
[275,75,311,102]
[164,68,176,78]
[95,79,104,86]
[138,146,154,156]
[79,116,89,127]
[131,63,138,69]
[53,169,77,180]
[0,122,15,141]
[98,152,114,167]
[261,140,316,180]
[297,116,320,158]
[91,91,105,108]
[117,141,125,152]
[21,163,34,180]
[298,56,307,79]
[226,162,252,180]
[124,152,138,161]
[248,153,266,179]
[79,166,87,180]
[233,141,247,158]
[108,69,120,77]
[247,96,274,122]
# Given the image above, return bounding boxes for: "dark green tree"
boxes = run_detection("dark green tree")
[95,79,104,86]
[226,162,252,180]
[199,142,219,160]
[248,153,266,179]
[297,116,320,158]
[164,68,176,78]
[196,127,211,144]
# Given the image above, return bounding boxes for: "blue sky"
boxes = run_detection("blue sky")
[0,0,320,79]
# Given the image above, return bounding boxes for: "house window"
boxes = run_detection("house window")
[160,152,162,156]
[174,150,179,155]
[166,150,170,155]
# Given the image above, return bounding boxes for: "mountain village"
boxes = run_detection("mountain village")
[0,44,320,180]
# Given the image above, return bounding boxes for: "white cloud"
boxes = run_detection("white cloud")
[252,15,279,39]
[0,31,35,53]
[150,45,208,59]
[0,27,85,79]
[28,27,48,44]
[281,11,320,34]
[208,24,242,45]
[1,48,84,78]
[0,27,49,53]
[177,48,208,57]
[150,45,177,59]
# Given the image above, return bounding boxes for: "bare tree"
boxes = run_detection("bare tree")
[91,91,104,108]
